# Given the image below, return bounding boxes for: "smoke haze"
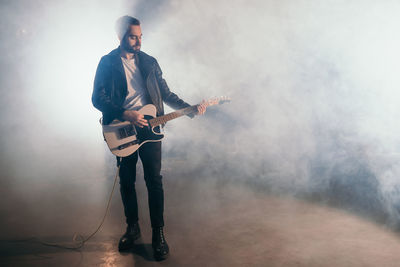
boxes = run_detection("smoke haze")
[1,0,400,239]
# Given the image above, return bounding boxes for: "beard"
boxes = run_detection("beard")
[121,40,140,54]
[127,46,141,54]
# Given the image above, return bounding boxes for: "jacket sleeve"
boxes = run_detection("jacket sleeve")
[92,56,125,121]
[154,61,195,118]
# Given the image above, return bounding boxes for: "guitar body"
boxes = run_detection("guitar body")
[101,104,164,157]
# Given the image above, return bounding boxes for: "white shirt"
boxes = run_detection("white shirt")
[121,57,150,110]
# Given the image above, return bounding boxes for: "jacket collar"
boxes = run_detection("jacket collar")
[109,47,125,75]
[137,51,156,80]
[108,47,155,80]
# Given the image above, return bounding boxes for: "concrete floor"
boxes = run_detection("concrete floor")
[2,166,400,267]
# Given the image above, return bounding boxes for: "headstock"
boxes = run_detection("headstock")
[204,96,231,107]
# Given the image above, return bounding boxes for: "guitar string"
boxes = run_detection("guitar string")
[151,104,199,126]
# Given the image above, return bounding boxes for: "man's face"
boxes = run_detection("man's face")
[121,25,142,54]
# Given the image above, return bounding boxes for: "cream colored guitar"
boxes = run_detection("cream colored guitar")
[101,96,230,157]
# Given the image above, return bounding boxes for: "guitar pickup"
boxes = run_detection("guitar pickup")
[118,124,137,139]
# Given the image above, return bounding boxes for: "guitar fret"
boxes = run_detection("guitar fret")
[149,97,230,128]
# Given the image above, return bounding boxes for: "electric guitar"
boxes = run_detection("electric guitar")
[101,96,230,157]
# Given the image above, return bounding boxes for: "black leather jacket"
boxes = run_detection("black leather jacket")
[92,47,191,125]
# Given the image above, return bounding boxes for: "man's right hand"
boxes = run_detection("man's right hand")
[122,110,149,128]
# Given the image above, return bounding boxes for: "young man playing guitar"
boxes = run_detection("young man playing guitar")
[92,16,206,260]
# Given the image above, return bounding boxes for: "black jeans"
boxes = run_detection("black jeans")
[119,141,164,228]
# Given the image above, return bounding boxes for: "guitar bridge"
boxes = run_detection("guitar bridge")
[118,140,139,150]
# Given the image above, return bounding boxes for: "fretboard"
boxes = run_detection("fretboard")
[149,105,198,127]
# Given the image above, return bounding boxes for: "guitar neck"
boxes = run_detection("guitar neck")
[149,105,198,127]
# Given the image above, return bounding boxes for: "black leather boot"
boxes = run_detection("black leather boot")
[152,227,169,260]
[118,223,141,251]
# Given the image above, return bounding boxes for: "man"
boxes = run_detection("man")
[92,16,206,260]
